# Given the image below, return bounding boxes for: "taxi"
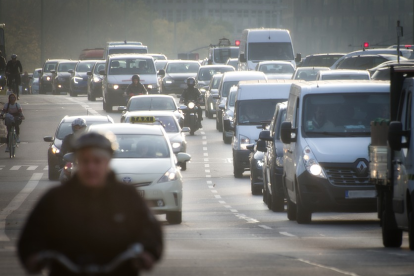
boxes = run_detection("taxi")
[122,111,190,170]
[87,123,191,224]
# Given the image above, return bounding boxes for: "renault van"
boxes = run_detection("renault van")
[281,80,389,224]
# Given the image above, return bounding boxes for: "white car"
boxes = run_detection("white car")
[255,61,295,80]
[316,69,371,80]
[87,123,191,224]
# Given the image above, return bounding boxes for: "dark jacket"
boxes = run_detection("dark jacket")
[0,55,6,71]
[18,172,163,276]
[6,60,22,75]
[126,83,147,96]
[181,87,201,105]
[60,133,75,158]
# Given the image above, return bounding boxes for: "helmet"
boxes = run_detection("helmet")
[73,132,117,155]
[71,118,87,131]
[11,54,17,59]
[186,77,196,87]
[132,74,140,81]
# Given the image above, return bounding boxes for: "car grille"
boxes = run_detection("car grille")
[322,162,370,186]
[131,182,151,187]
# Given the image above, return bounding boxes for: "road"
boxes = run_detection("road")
[0,94,413,276]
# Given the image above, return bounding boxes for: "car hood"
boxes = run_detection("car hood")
[54,138,63,149]
[111,158,172,176]
[166,73,197,79]
[108,74,158,85]
[167,132,183,142]
[57,72,71,78]
[305,137,370,163]
[266,74,293,80]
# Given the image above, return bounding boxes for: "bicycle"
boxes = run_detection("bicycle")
[1,115,22,158]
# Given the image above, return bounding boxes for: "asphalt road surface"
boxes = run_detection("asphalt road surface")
[0,94,413,276]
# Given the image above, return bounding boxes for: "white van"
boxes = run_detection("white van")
[215,71,267,131]
[101,54,159,111]
[224,80,294,178]
[280,80,389,224]
[238,28,300,71]
[104,44,148,60]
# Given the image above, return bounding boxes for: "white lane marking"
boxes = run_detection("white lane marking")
[0,173,43,241]
[226,158,233,163]
[235,213,259,223]
[203,153,208,156]
[388,252,408,257]
[205,170,210,173]
[202,141,207,145]
[203,147,208,151]
[208,185,214,189]
[279,232,296,237]
[297,259,359,276]
[204,164,210,168]
[218,201,226,204]
[224,205,231,208]
[214,195,222,199]
[27,166,38,171]
[43,166,48,170]
[230,209,238,213]
[200,132,205,135]
[10,166,21,170]
[0,165,4,170]
[205,175,211,178]
[204,158,209,162]
[259,225,272,230]
[206,180,212,184]
[211,190,217,193]
[202,136,207,140]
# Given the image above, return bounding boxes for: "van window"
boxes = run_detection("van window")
[211,76,222,89]
[213,48,239,63]
[302,93,389,137]
[43,62,57,72]
[248,42,294,61]
[228,91,237,107]
[237,99,285,125]
[109,58,155,75]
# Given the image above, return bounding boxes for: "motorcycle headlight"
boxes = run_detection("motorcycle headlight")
[188,102,195,109]
[172,142,181,149]
[51,144,60,154]
[93,76,101,83]
[158,167,178,183]
[239,135,250,150]
[303,146,326,178]
[73,77,83,84]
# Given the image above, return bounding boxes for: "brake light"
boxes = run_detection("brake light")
[235,40,241,46]
[405,45,412,48]
[363,42,369,48]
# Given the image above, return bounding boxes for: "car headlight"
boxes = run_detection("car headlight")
[93,76,101,83]
[188,102,195,109]
[172,142,181,149]
[73,77,83,84]
[46,76,51,81]
[158,167,178,183]
[303,146,326,178]
[147,84,153,89]
[108,84,119,90]
[164,79,173,84]
[276,156,284,167]
[239,135,250,150]
[51,144,60,154]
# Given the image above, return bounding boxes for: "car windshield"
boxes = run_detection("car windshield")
[213,48,239,63]
[58,63,76,72]
[128,97,176,111]
[44,62,58,73]
[126,116,178,133]
[108,48,148,55]
[294,68,329,81]
[303,55,343,67]
[226,59,238,70]
[372,69,390,80]
[33,70,41,78]
[221,81,238,97]
[94,63,105,74]
[198,67,234,81]
[56,121,108,140]
[337,56,389,70]
[258,63,294,74]
[248,42,294,61]
[302,93,389,137]
[109,58,156,75]
[237,99,285,125]
[115,134,170,159]
[166,62,200,74]
[76,62,96,73]
[321,74,369,80]
[228,92,237,107]
[155,61,167,71]
[211,76,222,89]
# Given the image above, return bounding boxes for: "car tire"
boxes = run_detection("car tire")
[233,164,243,178]
[223,131,231,144]
[270,191,284,212]
[251,184,262,196]
[103,99,112,112]
[382,209,403,248]
[48,164,59,180]
[296,187,312,224]
[90,94,96,101]
[166,211,182,224]
[409,209,414,251]
[286,192,297,221]
[180,162,187,171]
[263,185,268,204]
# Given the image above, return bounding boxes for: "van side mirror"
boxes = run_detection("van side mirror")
[87,71,92,76]
[259,130,272,141]
[239,54,246,63]
[99,70,106,75]
[158,69,165,76]
[256,140,267,152]
[388,121,403,151]
[295,53,302,63]
[223,119,234,132]
[43,136,54,142]
[50,70,56,74]
[280,122,296,144]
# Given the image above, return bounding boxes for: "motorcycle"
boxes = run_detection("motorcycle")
[181,101,200,135]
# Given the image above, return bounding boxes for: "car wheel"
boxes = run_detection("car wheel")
[270,172,284,212]
[90,94,96,101]
[296,187,312,224]
[166,211,182,224]
[233,165,243,178]
[382,208,403,248]
[104,99,112,112]
[223,131,231,144]
[286,191,297,221]
[180,162,187,171]
[216,117,220,131]
[48,163,60,180]
[409,208,414,250]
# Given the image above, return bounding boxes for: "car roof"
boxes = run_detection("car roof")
[166,60,200,64]
[108,54,153,60]
[293,80,389,95]
[199,65,234,69]
[45,59,69,63]
[305,53,346,57]
[237,80,295,100]
[258,61,294,66]
[319,70,369,75]
[57,60,78,64]
[130,94,175,100]
[62,115,113,123]
[107,44,146,49]
[78,60,98,63]
[88,123,164,135]
[222,71,266,81]
[124,111,176,117]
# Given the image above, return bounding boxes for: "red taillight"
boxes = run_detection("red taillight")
[405,45,412,48]
[363,42,369,48]
[235,40,241,46]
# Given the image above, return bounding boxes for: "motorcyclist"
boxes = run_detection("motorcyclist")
[5,54,23,99]
[124,74,147,100]
[18,132,163,276]
[0,93,25,151]
[21,71,30,94]
[180,77,203,127]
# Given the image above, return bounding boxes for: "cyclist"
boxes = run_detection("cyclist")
[5,54,23,99]
[0,93,24,151]
[18,132,163,275]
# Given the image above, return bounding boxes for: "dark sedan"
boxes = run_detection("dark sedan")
[159,60,200,94]
[87,61,105,101]
[52,60,78,95]
[69,60,97,97]
[39,59,68,94]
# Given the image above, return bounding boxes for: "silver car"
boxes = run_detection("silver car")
[30,68,42,94]
[204,73,223,119]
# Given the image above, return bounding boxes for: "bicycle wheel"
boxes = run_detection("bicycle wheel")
[8,127,14,158]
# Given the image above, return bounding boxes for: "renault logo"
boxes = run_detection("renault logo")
[123,177,132,183]
[356,161,368,174]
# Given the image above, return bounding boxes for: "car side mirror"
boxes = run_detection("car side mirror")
[87,71,92,76]
[68,69,74,74]
[181,127,190,133]
[259,130,272,141]
[179,105,187,110]
[99,70,106,75]
[246,143,255,152]
[219,104,225,110]
[239,54,246,63]
[177,152,191,163]
[256,140,267,152]
[50,70,56,74]
[43,136,54,142]
[63,152,75,163]
[223,119,234,132]
[158,69,165,76]
[388,121,403,151]
[295,53,302,63]
[280,121,296,144]
[118,106,127,111]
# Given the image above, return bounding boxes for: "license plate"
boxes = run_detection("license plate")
[345,190,376,199]
[137,190,145,197]
[180,84,187,88]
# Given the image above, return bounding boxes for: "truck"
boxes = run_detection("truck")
[370,66,414,250]
[208,38,239,65]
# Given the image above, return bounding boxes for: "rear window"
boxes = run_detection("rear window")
[302,55,343,67]
[198,67,234,81]
[128,97,176,111]
[337,56,387,70]
[109,48,148,55]
[43,62,58,72]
